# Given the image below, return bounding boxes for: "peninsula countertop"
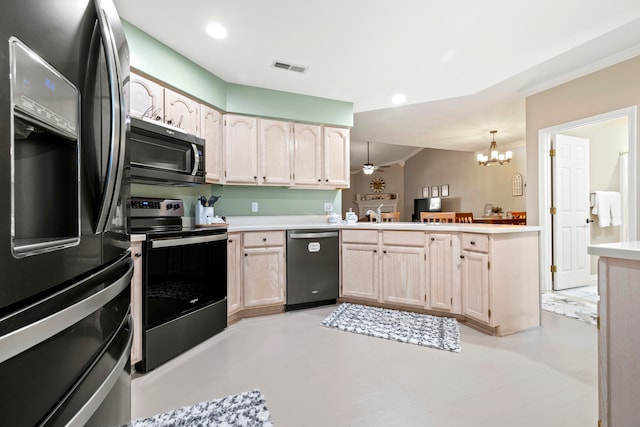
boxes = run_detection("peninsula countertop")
[588,241,640,261]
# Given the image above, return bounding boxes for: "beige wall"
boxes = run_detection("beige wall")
[403,146,527,220]
[342,164,405,219]
[525,55,640,235]
[343,146,526,222]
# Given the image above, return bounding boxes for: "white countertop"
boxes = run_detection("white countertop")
[224,215,541,234]
[588,241,640,261]
[128,215,541,240]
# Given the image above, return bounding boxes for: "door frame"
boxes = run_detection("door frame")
[537,106,637,292]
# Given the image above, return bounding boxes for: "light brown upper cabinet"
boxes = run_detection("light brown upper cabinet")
[164,88,200,136]
[259,119,292,185]
[130,72,200,136]
[130,73,164,121]
[201,105,223,184]
[223,114,259,184]
[292,124,350,188]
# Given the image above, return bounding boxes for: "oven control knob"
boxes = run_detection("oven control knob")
[166,203,173,210]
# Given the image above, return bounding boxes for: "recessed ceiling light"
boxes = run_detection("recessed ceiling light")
[391,93,406,105]
[206,23,227,39]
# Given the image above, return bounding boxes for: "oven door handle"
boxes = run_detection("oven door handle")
[191,143,200,176]
[151,233,227,248]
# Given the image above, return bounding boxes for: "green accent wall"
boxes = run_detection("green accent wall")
[226,84,353,126]
[122,21,227,109]
[121,21,352,127]
[132,184,342,218]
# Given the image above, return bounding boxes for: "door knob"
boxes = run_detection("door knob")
[586,218,594,224]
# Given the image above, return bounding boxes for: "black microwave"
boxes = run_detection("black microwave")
[128,117,205,186]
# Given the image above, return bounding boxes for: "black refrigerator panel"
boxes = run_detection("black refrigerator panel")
[0,253,133,426]
[0,0,130,313]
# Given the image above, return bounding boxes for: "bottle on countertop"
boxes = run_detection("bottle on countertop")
[345,208,358,224]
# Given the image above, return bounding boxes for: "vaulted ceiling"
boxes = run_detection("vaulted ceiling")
[114,0,640,170]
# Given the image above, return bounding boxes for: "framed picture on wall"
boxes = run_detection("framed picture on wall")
[422,187,429,198]
[441,184,449,197]
[431,185,439,198]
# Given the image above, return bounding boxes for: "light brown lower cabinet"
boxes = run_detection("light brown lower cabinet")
[227,233,242,315]
[340,229,539,336]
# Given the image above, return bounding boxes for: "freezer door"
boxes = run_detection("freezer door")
[0,254,133,426]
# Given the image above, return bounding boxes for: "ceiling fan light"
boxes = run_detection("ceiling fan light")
[363,164,375,175]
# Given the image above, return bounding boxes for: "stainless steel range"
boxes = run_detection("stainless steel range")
[129,197,227,372]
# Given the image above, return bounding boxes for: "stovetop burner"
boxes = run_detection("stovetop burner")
[128,197,226,237]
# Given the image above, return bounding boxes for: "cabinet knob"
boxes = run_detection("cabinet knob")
[254,176,258,180]
[470,241,476,245]
[263,176,266,180]
[383,250,387,254]
[317,179,322,182]
[244,253,248,257]
[228,239,233,243]
[430,237,435,241]
[134,253,142,258]
[460,255,465,259]
[373,249,377,253]
[262,238,267,242]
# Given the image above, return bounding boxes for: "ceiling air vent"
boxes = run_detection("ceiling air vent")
[272,60,308,73]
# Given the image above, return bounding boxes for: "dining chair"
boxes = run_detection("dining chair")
[380,211,401,222]
[455,212,474,223]
[420,212,455,223]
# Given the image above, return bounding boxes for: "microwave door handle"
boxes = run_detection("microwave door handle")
[94,0,127,233]
[191,143,200,176]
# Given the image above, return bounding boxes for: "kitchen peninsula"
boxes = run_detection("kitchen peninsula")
[224,217,541,337]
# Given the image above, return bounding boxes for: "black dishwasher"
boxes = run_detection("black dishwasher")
[286,229,339,310]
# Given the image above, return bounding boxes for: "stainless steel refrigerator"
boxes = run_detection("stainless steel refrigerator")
[0,0,132,425]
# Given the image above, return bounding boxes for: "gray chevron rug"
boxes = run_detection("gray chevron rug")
[321,303,461,353]
[126,389,273,427]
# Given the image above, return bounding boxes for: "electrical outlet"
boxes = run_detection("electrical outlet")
[324,202,333,212]
[251,202,259,212]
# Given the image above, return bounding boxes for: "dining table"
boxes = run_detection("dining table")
[472,216,526,225]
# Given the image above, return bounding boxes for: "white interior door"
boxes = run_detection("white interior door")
[553,134,590,290]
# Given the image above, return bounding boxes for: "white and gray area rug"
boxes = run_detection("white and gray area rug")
[126,389,273,427]
[321,303,461,353]
[541,287,598,326]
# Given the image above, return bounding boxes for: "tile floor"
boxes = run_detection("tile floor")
[131,306,598,427]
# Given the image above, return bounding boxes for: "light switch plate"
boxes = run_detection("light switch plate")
[324,202,333,212]
[251,202,259,212]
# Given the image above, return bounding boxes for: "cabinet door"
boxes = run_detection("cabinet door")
[292,123,323,186]
[164,88,200,135]
[428,234,453,311]
[323,126,350,188]
[259,119,291,185]
[341,243,379,301]
[130,73,164,120]
[227,233,242,314]
[243,246,285,307]
[130,242,143,365]
[224,114,259,184]
[202,105,223,183]
[381,245,425,307]
[461,250,490,323]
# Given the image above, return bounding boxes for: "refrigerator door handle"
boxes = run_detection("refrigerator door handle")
[94,0,128,234]
[0,257,133,364]
[65,313,133,427]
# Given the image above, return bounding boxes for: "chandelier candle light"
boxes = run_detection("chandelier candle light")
[477,130,512,166]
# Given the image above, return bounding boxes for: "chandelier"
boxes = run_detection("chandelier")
[477,130,512,166]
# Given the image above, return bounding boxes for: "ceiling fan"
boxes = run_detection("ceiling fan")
[362,141,390,174]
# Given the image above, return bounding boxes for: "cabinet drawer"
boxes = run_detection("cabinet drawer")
[383,231,425,247]
[243,230,285,247]
[462,233,489,253]
[341,229,378,244]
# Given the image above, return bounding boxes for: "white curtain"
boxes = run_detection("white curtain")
[620,152,629,242]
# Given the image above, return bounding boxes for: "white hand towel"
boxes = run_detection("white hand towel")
[610,191,622,226]
[591,191,621,227]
